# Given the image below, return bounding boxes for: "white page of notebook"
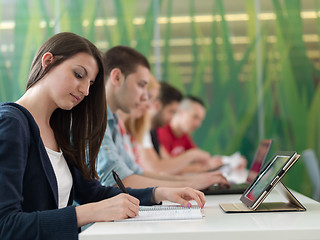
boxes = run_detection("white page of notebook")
[115,205,203,222]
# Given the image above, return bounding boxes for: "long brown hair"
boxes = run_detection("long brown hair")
[27,32,106,179]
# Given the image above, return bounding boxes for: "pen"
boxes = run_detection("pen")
[112,169,128,193]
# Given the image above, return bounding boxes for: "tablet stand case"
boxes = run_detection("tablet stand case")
[219,181,306,213]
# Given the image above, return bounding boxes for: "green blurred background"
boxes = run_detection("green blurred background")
[0,0,319,199]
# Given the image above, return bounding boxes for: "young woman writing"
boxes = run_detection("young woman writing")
[0,32,205,240]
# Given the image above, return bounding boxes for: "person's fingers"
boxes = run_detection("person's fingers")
[183,188,205,208]
[166,188,193,208]
[118,194,140,218]
[212,174,230,187]
[175,188,205,208]
[209,171,229,184]
[172,195,192,208]
[117,193,140,206]
[218,176,231,188]
[195,190,206,207]
[210,170,222,176]
[126,194,140,206]
[186,192,200,206]
[126,204,140,218]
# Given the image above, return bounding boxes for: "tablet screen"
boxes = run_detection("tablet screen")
[244,155,290,201]
[246,139,272,183]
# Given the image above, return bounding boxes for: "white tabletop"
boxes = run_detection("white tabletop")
[79,189,320,240]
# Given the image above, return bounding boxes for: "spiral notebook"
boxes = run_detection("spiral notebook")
[116,205,203,222]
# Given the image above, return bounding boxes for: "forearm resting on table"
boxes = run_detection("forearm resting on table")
[121,174,189,188]
[142,171,187,181]
[140,148,198,175]
[75,202,99,227]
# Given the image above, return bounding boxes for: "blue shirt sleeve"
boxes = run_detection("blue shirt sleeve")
[97,123,143,187]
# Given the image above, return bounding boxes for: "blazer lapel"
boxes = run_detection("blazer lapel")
[7,102,59,207]
[38,141,59,207]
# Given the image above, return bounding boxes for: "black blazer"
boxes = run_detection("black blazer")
[0,103,154,240]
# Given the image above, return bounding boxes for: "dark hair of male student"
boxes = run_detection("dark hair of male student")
[103,45,150,79]
[158,82,183,106]
[150,82,183,154]
[184,95,206,108]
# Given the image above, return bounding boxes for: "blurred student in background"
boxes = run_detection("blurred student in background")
[96,46,230,190]
[117,74,160,166]
[139,82,224,174]
[147,82,183,155]
[157,96,247,174]
[118,75,222,176]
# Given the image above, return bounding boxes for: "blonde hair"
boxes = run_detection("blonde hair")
[147,74,160,91]
[125,74,159,143]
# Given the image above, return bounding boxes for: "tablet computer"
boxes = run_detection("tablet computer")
[220,151,305,213]
[240,151,299,210]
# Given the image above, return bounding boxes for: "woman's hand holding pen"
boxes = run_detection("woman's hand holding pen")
[94,194,140,221]
[76,187,205,226]
[111,170,206,209]
[75,194,140,226]
[153,187,206,208]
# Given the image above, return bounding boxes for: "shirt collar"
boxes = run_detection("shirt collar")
[107,105,119,128]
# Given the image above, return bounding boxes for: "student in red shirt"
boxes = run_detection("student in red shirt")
[157,96,205,156]
[157,96,247,173]
[140,83,223,174]
[157,123,197,157]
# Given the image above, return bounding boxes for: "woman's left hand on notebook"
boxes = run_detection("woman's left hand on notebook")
[154,187,206,208]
